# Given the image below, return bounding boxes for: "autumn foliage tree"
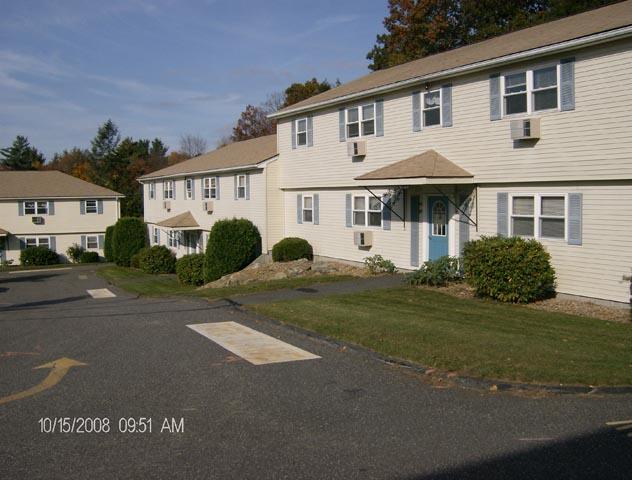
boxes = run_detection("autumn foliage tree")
[231,105,276,142]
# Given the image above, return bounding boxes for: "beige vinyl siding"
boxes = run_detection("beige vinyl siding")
[474,182,632,303]
[265,159,284,251]
[3,233,107,264]
[278,38,632,188]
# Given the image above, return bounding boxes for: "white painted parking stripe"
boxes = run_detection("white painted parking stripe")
[87,288,116,299]
[187,322,321,365]
[9,267,72,274]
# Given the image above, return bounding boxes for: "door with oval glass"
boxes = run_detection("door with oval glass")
[428,196,449,260]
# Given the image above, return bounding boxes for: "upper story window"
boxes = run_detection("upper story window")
[296,118,307,147]
[149,182,155,200]
[503,65,558,116]
[423,90,441,127]
[185,178,193,200]
[164,180,174,199]
[85,200,98,214]
[346,104,375,138]
[511,194,565,239]
[237,175,246,199]
[352,195,382,227]
[203,177,217,199]
[24,201,48,215]
[302,195,313,223]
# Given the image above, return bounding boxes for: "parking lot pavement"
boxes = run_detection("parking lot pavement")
[1,267,632,479]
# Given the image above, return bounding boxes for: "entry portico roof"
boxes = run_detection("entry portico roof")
[156,211,200,230]
[354,149,473,186]
[0,227,7,237]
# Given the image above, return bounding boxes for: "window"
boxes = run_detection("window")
[85,200,98,214]
[237,175,246,199]
[86,235,98,249]
[203,177,217,199]
[302,195,313,223]
[504,72,527,115]
[532,66,558,111]
[25,237,49,247]
[540,196,565,239]
[431,202,447,236]
[167,230,177,248]
[152,227,159,244]
[149,182,155,200]
[503,66,559,116]
[423,90,441,127]
[296,118,307,146]
[510,194,566,239]
[352,195,382,227]
[164,180,174,199]
[24,201,47,215]
[185,178,193,199]
[511,196,535,237]
[346,104,375,138]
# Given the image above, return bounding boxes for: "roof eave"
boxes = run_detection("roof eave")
[353,177,475,186]
[269,25,632,120]
[137,156,277,182]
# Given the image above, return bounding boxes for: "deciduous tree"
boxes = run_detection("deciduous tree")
[231,104,276,142]
[179,134,208,158]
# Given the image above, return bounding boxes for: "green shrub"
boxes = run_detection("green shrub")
[104,225,115,262]
[408,256,461,287]
[272,237,313,262]
[176,254,205,286]
[364,254,397,274]
[20,246,59,266]
[79,251,100,263]
[130,251,142,269]
[112,217,147,266]
[137,245,176,274]
[204,218,261,282]
[463,235,556,303]
[66,243,85,263]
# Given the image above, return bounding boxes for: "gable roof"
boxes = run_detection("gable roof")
[138,134,277,181]
[272,1,632,118]
[156,211,199,229]
[0,171,123,199]
[355,150,472,181]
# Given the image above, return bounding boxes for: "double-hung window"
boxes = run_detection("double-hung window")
[511,194,566,239]
[85,200,98,214]
[540,196,565,239]
[302,195,313,223]
[86,235,99,249]
[503,66,558,115]
[203,177,217,199]
[167,230,177,248]
[511,196,535,237]
[149,182,155,200]
[26,237,49,248]
[346,104,375,138]
[24,201,48,215]
[352,195,382,227]
[423,90,441,126]
[296,119,307,146]
[237,175,246,199]
[532,66,558,111]
[152,227,159,244]
[185,178,193,200]
[164,180,174,199]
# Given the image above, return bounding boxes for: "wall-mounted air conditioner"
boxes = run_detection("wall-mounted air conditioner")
[510,118,541,140]
[347,140,367,157]
[163,201,171,211]
[203,201,214,213]
[32,216,44,225]
[353,231,372,247]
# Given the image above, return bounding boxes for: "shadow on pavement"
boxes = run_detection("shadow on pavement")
[405,428,632,480]
[0,295,90,312]
[0,273,59,284]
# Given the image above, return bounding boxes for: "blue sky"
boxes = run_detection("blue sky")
[0,0,387,159]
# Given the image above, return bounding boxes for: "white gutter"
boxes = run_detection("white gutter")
[137,158,277,183]
[0,195,124,200]
[269,25,632,119]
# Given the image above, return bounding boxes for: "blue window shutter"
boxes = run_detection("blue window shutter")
[441,84,453,127]
[375,99,384,137]
[156,228,161,244]
[560,57,575,111]
[489,73,501,120]
[97,199,103,214]
[307,116,314,147]
[296,194,303,224]
[412,91,421,132]
[216,176,221,200]
[49,236,56,252]
[162,182,165,199]
[48,201,55,215]
[382,193,391,230]
[245,174,250,200]
[458,194,470,256]
[410,195,420,267]
[18,201,24,216]
[98,235,105,249]
[191,179,196,200]
[200,178,205,198]
[345,194,352,227]
[313,193,319,225]
[233,175,238,200]
[19,237,26,250]
[568,193,582,245]
[291,119,297,149]
[81,235,86,249]
[172,180,176,200]
[338,108,345,142]
[80,200,85,215]
[497,192,508,236]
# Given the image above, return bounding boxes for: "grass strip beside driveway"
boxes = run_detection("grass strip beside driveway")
[249,287,632,386]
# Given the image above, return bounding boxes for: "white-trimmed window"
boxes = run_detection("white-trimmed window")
[85,199,98,214]
[511,196,535,237]
[346,104,375,138]
[540,196,565,239]
[164,180,174,199]
[203,177,217,199]
[86,235,99,249]
[296,118,307,146]
[185,178,193,200]
[511,194,566,239]
[302,195,313,223]
[237,175,246,199]
[352,195,382,227]
[423,89,441,127]
[503,65,558,116]
[149,182,155,200]
[24,201,48,215]
[152,227,159,244]
[25,237,49,248]
[167,230,177,248]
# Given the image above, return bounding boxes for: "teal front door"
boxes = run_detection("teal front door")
[428,196,449,260]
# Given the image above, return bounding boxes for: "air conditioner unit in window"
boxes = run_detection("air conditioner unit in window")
[202,201,214,213]
[510,118,541,140]
[163,201,171,211]
[353,231,373,247]
[32,216,44,225]
[347,140,367,157]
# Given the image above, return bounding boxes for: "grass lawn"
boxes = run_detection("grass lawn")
[250,287,632,386]
[97,265,355,300]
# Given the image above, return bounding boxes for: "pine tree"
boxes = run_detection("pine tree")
[0,135,45,170]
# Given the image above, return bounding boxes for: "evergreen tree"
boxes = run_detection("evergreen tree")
[0,135,45,170]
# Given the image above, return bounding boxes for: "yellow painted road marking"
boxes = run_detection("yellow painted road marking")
[187,322,321,365]
[0,357,87,406]
[9,267,72,274]
[87,288,116,299]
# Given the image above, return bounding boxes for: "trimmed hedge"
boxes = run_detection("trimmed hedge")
[20,246,59,266]
[204,218,261,282]
[137,245,176,274]
[463,235,556,303]
[176,254,205,286]
[272,237,313,262]
[104,225,115,262]
[112,217,147,266]
[79,251,100,263]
